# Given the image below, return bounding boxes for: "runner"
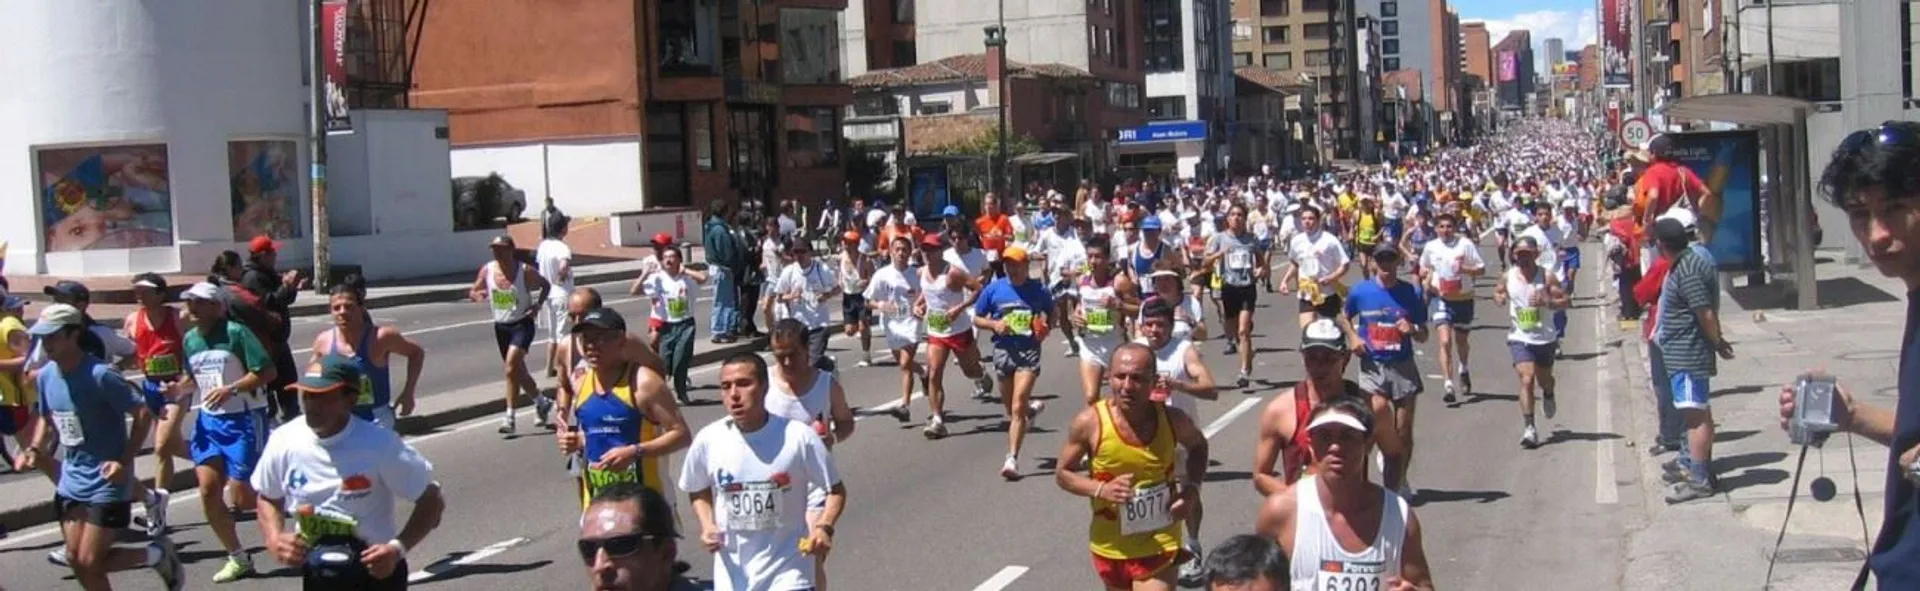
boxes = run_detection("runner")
[1126,217,1176,282]
[1201,534,1289,591]
[976,195,1016,279]
[972,246,1052,479]
[1493,236,1570,449]
[1341,243,1425,494]
[252,355,446,590]
[1133,297,1218,585]
[916,234,996,411]
[765,318,860,590]
[1280,206,1352,328]
[1141,260,1209,343]
[1519,202,1570,348]
[180,281,278,582]
[1053,342,1209,591]
[468,235,552,434]
[1040,218,1091,357]
[1204,203,1267,389]
[677,353,845,591]
[639,246,709,403]
[1555,201,1587,338]
[124,273,186,533]
[16,303,185,590]
[863,236,932,429]
[307,280,426,431]
[577,482,705,591]
[1072,240,1140,407]
[538,212,576,378]
[1251,319,1361,495]
[1417,213,1487,402]
[0,295,48,483]
[557,308,691,511]
[838,231,877,367]
[775,239,841,373]
[1254,397,1434,591]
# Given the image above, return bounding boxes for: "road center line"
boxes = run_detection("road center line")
[1203,397,1264,439]
[408,536,532,583]
[971,565,1030,591]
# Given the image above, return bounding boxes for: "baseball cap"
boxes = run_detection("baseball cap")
[941,205,962,218]
[287,355,363,396]
[1654,217,1692,245]
[249,235,281,255]
[1002,246,1030,263]
[0,295,25,311]
[919,234,947,250]
[490,235,516,249]
[42,281,90,301]
[182,282,225,302]
[1657,207,1698,231]
[131,272,168,292]
[651,232,674,247]
[1299,318,1348,353]
[1370,242,1401,260]
[27,304,84,336]
[1141,217,1164,231]
[571,308,628,334]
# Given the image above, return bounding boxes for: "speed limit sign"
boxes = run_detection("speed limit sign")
[1620,117,1653,148]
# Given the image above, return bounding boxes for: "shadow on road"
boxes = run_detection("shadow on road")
[1541,429,1623,447]
[415,559,556,585]
[1408,488,1511,506]
[1710,385,1765,399]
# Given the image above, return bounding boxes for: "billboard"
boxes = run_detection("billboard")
[1668,131,1763,271]
[229,140,303,241]
[322,1,352,133]
[1603,0,1632,87]
[1498,50,1517,83]
[908,165,952,224]
[37,144,175,252]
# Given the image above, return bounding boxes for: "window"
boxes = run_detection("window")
[1263,51,1293,70]
[1145,0,1183,72]
[646,105,690,206]
[1108,82,1142,108]
[1261,0,1290,17]
[892,0,914,23]
[891,41,917,66]
[1384,57,1401,71]
[1234,52,1253,66]
[1233,20,1253,40]
[852,94,899,117]
[1381,20,1398,36]
[917,100,952,115]
[785,106,839,168]
[728,107,776,191]
[1380,1,1397,17]
[1304,23,1329,39]
[690,103,715,170]
[1305,49,1331,67]
[657,0,719,75]
[1383,39,1400,55]
[1147,96,1187,120]
[1263,25,1290,44]
[1103,27,1115,60]
[1089,25,1098,56]
[780,9,842,83]
[1303,0,1329,11]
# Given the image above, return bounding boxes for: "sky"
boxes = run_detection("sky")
[1455,0,1599,77]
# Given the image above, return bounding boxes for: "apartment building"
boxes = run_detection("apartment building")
[1115,0,1233,180]
[1492,29,1533,111]
[1460,21,1494,133]
[1230,0,1364,161]
[1357,0,1461,147]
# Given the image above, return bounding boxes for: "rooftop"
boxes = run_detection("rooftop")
[849,54,1094,89]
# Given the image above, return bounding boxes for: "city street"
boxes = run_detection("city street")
[0,246,1636,590]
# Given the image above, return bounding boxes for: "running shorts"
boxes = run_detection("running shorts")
[1092,549,1182,589]
[54,494,133,529]
[993,345,1043,377]
[1670,370,1711,411]
[1358,357,1424,403]
[1429,298,1476,327]
[1507,341,1559,369]
[191,409,267,481]
[493,317,537,358]
[928,330,977,352]
[1221,284,1259,320]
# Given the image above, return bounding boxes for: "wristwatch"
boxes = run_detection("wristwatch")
[386,539,409,559]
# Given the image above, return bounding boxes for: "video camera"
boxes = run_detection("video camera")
[1788,373,1842,447]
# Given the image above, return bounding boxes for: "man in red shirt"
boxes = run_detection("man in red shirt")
[1633,135,1714,246]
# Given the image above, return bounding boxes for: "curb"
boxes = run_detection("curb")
[0,328,769,535]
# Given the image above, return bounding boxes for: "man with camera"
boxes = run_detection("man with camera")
[1776,121,1920,587]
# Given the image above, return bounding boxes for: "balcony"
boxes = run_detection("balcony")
[844,119,901,144]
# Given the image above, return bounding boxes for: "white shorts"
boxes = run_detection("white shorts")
[543,298,571,342]
[882,316,922,351]
[1080,333,1121,368]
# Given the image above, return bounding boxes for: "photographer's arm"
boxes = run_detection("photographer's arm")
[1849,398,1897,447]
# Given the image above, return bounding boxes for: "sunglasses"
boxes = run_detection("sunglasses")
[576,533,662,564]
[1840,121,1918,154]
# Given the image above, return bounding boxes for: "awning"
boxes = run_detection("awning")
[1012,152,1077,166]
[1659,93,1816,126]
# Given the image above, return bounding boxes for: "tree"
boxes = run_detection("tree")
[926,127,1042,158]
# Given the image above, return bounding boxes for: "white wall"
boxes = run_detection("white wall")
[913,0,1093,70]
[841,0,873,76]
[450,139,648,217]
[313,110,493,282]
[0,0,308,276]
[1738,3,1841,63]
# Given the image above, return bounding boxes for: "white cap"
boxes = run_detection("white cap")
[1657,207,1699,231]
[183,282,225,302]
[1306,411,1370,434]
[27,304,83,336]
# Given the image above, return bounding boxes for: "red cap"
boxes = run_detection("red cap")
[650,232,674,247]
[919,233,946,249]
[248,235,281,254]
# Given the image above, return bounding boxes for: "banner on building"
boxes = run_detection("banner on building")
[322,0,352,133]
[1498,51,1517,83]
[37,144,175,252]
[908,165,952,223]
[229,140,303,241]
[1603,0,1632,88]
[1668,130,1763,271]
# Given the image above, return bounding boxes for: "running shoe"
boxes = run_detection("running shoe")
[151,536,185,591]
[923,415,948,439]
[1063,347,1079,358]
[1664,479,1714,504]
[973,376,995,401]
[1442,381,1457,404]
[1027,400,1046,418]
[999,455,1020,480]
[534,395,554,429]
[856,359,873,368]
[497,415,517,435]
[1237,371,1251,390]
[211,554,254,583]
[887,406,910,423]
[1459,370,1473,395]
[1177,544,1207,587]
[1542,394,1557,419]
[1520,425,1539,449]
[48,547,68,566]
[1225,341,1239,355]
[146,488,171,536]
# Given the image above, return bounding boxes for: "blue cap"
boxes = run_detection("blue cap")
[941,205,962,218]
[1035,217,1057,230]
[1141,217,1163,231]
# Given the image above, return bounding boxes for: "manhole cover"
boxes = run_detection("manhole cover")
[1769,546,1866,564]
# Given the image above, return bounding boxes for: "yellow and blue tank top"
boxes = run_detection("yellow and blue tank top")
[574,364,663,507]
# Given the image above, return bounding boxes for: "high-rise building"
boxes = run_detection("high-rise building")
[1492,29,1533,110]
[1461,21,1492,82]
[1230,0,1365,161]
[1357,0,1461,147]
[1545,37,1564,70]
[1124,0,1234,180]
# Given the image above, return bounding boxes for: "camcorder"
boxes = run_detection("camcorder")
[1788,373,1841,447]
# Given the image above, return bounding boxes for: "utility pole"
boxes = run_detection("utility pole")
[1764,0,1776,94]
[307,0,332,291]
[990,0,1010,203]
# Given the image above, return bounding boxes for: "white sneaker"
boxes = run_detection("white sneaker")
[922,415,948,439]
[856,359,873,368]
[1178,543,1207,587]
[1026,400,1046,418]
[999,455,1020,480]
[48,546,69,566]
[146,488,171,535]
[1520,425,1540,449]
[497,415,517,434]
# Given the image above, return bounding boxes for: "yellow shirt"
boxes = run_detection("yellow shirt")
[1088,400,1183,559]
[574,365,664,508]
[1356,213,1380,244]
[0,316,31,407]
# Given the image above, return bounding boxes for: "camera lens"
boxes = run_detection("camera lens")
[1810,476,1837,502]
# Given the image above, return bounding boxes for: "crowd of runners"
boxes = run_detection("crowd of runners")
[1,117,1664,591]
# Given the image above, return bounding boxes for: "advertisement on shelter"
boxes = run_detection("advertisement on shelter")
[1667,130,1763,271]
[229,140,303,241]
[38,144,175,252]
[908,165,952,223]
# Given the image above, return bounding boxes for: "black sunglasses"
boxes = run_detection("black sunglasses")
[1840,121,1919,154]
[576,533,661,564]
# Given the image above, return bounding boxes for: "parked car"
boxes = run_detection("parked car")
[451,173,528,230]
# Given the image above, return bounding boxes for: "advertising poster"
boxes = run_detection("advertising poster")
[1499,50,1516,83]
[38,145,175,252]
[229,140,303,241]
[1603,0,1632,87]
[1668,130,1763,271]
[908,165,952,222]
[322,0,352,133]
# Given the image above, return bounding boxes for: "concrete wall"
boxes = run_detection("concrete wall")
[0,0,308,276]
[319,110,494,282]
[449,140,647,218]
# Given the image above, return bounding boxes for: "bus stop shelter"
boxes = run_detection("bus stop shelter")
[1660,93,1820,310]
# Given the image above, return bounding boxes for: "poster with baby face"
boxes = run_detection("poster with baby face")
[37,144,176,252]
[229,140,303,240]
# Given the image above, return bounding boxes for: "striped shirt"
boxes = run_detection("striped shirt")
[1655,247,1720,375]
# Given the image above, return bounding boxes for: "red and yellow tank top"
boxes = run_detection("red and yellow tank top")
[128,307,185,379]
[1087,400,1183,559]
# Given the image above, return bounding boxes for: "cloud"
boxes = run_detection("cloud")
[1468,9,1598,76]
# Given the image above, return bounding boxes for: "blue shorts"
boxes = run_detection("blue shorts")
[1670,370,1711,411]
[1507,341,1559,368]
[1429,298,1476,327]
[1560,247,1582,270]
[140,378,177,415]
[191,410,266,481]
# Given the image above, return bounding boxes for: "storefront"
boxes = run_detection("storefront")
[1111,120,1208,184]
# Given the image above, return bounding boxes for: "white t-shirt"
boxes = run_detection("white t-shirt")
[536,239,574,301]
[864,208,888,230]
[1288,230,1350,291]
[776,261,838,329]
[1040,231,1087,284]
[1419,236,1485,299]
[250,418,435,546]
[677,416,841,591]
[643,272,700,323]
[864,263,921,337]
[943,248,989,278]
[1518,224,1565,277]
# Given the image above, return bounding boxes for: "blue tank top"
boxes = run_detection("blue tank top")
[572,365,663,504]
[1130,242,1166,277]
[330,324,393,419]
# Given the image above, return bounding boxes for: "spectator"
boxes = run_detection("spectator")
[1652,216,1733,504]
[703,200,744,343]
[242,236,305,421]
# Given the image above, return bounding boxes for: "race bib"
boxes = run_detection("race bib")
[1438,276,1464,296]
[195,367,226,410]
[1227,249,1253,270]
[490,289,518,312]
[295,506,360,545]
[926,310,952,333]
[1516,306,1543,331]
[1120,482,1174,536]
[585,465,641,498]
[356,374,375,407]
[1005,310,1035,336]
[1366,322,1404,352]
[1086,308,1115,334]
[52,410,84,447]
[1314,559,1387,591]
[723,481,782,532]
[666,296,690,320]
[143,354,181,378]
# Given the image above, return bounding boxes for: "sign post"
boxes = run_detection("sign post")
[1619,116,1653,149]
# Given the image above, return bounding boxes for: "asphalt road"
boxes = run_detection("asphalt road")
[0,245,1633,590]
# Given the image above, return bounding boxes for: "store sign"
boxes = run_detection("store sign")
[1116,121,1208,145]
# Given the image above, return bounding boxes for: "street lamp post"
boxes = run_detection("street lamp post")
[985,16,1008,203]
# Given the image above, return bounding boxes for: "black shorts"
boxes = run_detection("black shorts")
[842,294,873,324]
[493,317,537,358]
[1222,284,1259,319]
[1297,293,1344,319]
[55,494,133,529]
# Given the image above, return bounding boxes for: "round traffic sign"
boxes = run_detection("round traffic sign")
[1620,117,1653,148]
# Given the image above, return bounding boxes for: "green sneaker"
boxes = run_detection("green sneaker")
[212,555,254,583]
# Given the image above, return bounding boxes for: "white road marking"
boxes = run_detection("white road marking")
[408,536,532,583]
[1203,397,1265,439]
[971,565,1031,591]
[1592,280,1619,505]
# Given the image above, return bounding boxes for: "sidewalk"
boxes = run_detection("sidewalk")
[1617,248,1904,590]
[11,218,702,329]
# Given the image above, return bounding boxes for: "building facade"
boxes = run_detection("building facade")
[1492,29,1533,111]
[1230,0,1364,162]
[412,0,853,218]
[1125,0,1233,181]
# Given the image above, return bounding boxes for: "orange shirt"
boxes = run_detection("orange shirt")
[880,223,924,250]
[975,214,1013,252]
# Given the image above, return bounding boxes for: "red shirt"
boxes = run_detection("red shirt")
[1608,217,1640,267]
[1633,161,1707,235]
[127,306,185,379]
[1634,255,1673,341]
